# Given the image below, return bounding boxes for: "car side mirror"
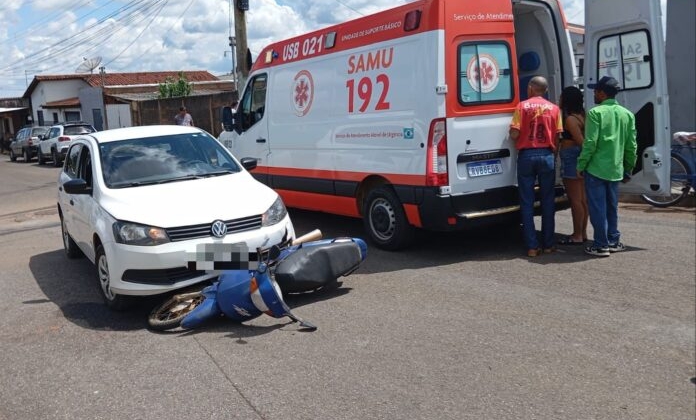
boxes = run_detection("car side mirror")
[240,157,257,171]
[221,106,235,132]
[63,178,91,195]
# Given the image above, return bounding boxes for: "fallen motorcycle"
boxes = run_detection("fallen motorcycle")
[147,230,367,331]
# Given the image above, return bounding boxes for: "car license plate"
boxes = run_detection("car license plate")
[467,159,503,177]
[187,243,258,271]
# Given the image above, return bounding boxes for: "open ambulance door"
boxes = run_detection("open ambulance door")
[584,0,670,195]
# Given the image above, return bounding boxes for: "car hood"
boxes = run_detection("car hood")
[98,172,279,227]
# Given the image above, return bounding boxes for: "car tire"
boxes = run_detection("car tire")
[96,245,131,311]
[37,150,45,165]
[23,149,31,163]
[60,214,82,259]
[9,149,17,162]
[362,186,414,251]
[52,149,62,167]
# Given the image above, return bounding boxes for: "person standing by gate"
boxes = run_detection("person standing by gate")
[509,76,563,257]
[174,106,194,126]
[577,76,637,257]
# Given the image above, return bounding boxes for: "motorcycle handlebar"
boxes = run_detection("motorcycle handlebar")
[292,229,322,245]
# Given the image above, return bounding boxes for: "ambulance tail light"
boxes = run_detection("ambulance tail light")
[426,119,448,186]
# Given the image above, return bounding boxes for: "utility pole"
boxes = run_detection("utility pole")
[233,0,250,89]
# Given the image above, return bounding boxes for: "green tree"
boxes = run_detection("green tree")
[158,72,193,98]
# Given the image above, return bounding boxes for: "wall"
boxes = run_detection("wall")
[78,87,105,129]
[130,92,236,136]
[31,79,89,123]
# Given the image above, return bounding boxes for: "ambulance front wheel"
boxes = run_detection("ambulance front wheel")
[363,186,414,251]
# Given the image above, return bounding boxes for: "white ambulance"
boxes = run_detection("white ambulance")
[219,0,669,250]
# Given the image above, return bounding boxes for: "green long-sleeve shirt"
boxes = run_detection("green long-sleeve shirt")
[577,98,637,181]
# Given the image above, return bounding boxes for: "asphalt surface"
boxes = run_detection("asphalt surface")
[0,156,694,420]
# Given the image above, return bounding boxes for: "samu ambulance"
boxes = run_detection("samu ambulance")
[219,0,670,250]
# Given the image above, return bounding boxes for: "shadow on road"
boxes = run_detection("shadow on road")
[27,208,609,332]
[28,249,161,331]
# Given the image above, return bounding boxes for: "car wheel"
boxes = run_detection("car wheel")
[60,215,82,259]
[52,149,62,167]
[96,245,131,311]
[23,149,31,163]
[362,186,414,251]
[9,149,16,162]
[37,150,45,165]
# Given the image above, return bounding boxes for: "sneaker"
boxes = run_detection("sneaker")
[584,245,610,257]
[527,248,542,257]
[607,242,626,253]
[543,246,557,254]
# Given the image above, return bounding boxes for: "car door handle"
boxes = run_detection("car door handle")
[70,199,74,206]
[256,138,266,143]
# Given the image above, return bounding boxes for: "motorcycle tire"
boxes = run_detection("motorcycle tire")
[148,291,204,331]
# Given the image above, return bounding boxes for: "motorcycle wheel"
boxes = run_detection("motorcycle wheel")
[148,291,204,331]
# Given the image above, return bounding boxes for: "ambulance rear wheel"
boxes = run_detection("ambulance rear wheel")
[363,186,414,251]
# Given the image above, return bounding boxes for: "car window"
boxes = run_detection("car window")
[64,126,95,135]
[64,144,82,177]
[48,128,60,138]
[99,132,242,188]
[32,127,49,137]
[77,147,94,189]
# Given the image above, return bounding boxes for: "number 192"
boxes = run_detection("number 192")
[346,74,391,113]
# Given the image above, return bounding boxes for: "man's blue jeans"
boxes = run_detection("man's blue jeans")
[517,148,556,250]
[584,171,620,248]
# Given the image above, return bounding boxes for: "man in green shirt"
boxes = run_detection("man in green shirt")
[577,76,637,257]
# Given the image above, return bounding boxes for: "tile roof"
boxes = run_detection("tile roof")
[25,71,219,96]
[43,97,81,108]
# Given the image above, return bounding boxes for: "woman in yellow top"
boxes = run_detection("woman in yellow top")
[558,86,588,245]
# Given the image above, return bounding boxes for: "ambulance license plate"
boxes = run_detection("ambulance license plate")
[467,159,503,177]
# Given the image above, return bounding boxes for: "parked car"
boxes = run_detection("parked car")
[38,122,97,166]
[8,126,51,162]
[57,125,296,310]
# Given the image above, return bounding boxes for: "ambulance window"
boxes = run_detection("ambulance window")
[458,43,512,105]
[239,74,267,131]
[597,30,652,90]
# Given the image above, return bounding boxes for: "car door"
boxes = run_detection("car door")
[58,143,93,257]
[70,144,98,260]
[12,129,26,154]
[232,73,270,184]
[584,0,670,195]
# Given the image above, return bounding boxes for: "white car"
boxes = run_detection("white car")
[57,125,295,310]
[39,122,97,166]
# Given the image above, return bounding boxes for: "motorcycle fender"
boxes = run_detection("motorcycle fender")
[181,290,221,329]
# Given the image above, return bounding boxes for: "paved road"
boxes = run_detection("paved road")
[0,156,694,420]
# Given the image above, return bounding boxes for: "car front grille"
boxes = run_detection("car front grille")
[122,267,208,285]
[165,215,263,242]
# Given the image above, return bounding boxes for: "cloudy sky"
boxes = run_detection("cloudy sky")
[0,0,610,98]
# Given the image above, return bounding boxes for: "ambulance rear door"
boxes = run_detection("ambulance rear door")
[584,0,670,195]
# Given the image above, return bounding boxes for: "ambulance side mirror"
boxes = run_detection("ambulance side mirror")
[221,106,235,132]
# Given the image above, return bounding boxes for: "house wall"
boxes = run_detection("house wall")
[31,79,90,124]
[78,87,105,130]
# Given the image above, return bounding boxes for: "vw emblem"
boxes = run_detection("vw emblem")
[211,220,228,238]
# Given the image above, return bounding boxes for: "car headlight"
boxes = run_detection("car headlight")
[113,221,170,246]
[261,196,287,227]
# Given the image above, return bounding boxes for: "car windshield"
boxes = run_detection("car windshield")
[64,126,95,135]
[99,132,242,188]
[32,127,49,136]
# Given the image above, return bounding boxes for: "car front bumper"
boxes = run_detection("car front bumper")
[104,217,296,296]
